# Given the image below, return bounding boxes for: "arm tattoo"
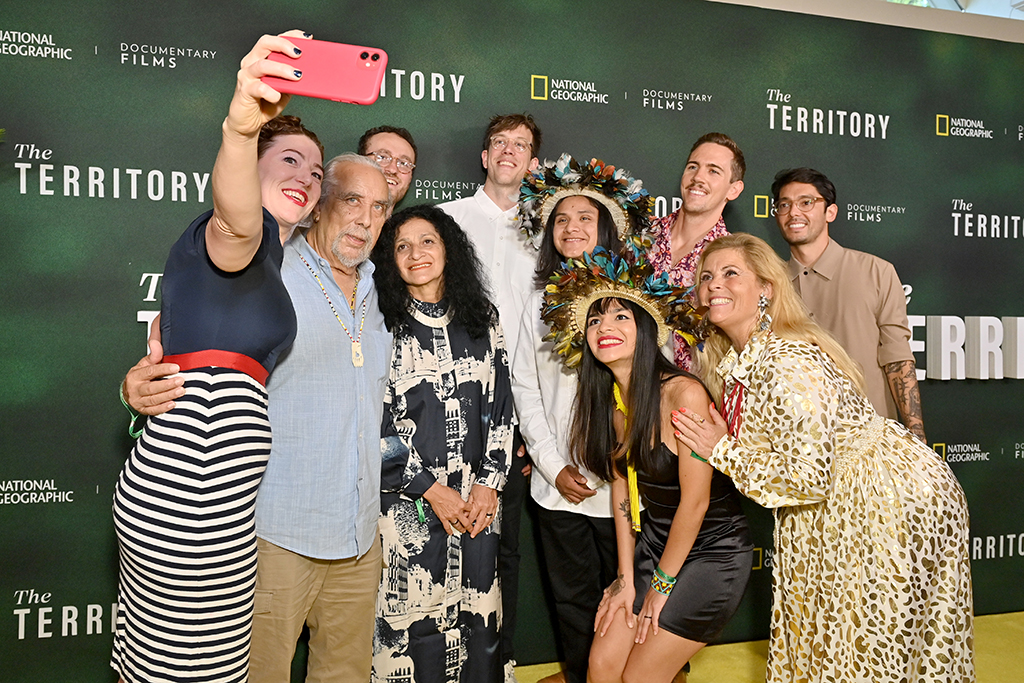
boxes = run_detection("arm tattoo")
[619,498,631,520]
[885,360,926,442]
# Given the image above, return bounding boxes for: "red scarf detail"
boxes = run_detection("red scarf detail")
[722,382,745,436]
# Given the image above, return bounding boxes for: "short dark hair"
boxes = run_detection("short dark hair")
[258,115,324,162]
[533,195,622,289]
[482,113,542,156]
[371,204,496,339]
[688,132,745,183]
[770,167,837,207]
[357,125,418,162]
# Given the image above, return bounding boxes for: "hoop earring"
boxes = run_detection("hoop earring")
[757,293,773,332]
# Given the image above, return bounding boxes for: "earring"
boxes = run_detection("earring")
[693,312,711,343]
[757,293,773,332]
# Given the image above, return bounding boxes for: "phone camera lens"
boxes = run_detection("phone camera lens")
[360,51,369,60]
[371,53,380,61]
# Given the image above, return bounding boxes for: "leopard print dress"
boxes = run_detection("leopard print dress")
[709,333,974,683]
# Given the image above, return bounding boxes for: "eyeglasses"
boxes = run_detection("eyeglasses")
[489,137,531,154]
[775,197,826,215]
[367,151,416,174]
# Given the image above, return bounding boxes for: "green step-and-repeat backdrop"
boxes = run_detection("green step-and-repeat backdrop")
[2,1,1022,679]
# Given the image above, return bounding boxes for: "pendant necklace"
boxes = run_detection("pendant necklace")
[299,254,367,367]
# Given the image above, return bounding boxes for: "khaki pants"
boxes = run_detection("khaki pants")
[249,534,383,683]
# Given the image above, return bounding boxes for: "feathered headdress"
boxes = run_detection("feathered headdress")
[541,237,703,368]
[517,154,652,250]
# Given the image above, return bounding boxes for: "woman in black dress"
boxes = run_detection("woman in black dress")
[541,248,752,683]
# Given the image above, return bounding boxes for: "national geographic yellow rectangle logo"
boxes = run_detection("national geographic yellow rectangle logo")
[752,547,763,570]
[936,114,949,136]
[754,195,771,218]
[933,443,946,461]
[531,75,548,100]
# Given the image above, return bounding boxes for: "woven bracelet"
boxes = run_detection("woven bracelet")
[651,566,677,595]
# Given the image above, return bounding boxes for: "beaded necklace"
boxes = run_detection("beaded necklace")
[612,383,642,533]
[336,266,360,310]
[299,254,368,367]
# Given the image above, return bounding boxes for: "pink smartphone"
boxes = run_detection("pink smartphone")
[261,38,387,105]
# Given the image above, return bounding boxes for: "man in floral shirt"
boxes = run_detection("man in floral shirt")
[647,132,746,370]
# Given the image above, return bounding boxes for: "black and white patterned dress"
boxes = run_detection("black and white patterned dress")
[372,299,514,683]
[111,210,295,683]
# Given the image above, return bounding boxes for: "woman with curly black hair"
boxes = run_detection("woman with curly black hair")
[370,204,515,683]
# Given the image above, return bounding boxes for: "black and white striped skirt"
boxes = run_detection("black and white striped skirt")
[111,367,270,683]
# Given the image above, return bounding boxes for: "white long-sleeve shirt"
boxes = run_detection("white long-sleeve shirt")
[440,187,535,369]
[512,289,612,516]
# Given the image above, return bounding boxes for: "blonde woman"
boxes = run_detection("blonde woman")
[674,233,973,683]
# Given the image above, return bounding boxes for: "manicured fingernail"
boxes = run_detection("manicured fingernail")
[293,69,302,78]
[675,430,681,438]
[302,32,312,38]
[293,47,302,55]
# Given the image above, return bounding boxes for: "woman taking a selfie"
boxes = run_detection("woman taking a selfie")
[111,33,321,683]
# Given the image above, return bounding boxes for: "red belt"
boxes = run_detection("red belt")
[164,350,268,386]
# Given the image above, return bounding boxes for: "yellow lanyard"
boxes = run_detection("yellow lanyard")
[612,383,642,533]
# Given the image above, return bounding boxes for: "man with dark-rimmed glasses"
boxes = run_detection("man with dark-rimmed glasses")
[771,167,925,441]
[358,125,417,210]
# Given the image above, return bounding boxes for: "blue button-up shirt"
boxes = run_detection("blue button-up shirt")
[255,235,391,559]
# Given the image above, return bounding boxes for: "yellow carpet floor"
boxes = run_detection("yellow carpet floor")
[515,611,1023,683]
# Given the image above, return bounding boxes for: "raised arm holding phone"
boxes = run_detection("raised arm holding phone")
[111,32,325,683]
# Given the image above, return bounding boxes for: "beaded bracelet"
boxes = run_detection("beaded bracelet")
[119,382,145,439]
[651,566,677,595]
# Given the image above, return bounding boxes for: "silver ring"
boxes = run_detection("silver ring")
[486,513,494,517]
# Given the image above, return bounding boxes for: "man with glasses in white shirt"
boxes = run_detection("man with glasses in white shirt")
[359,125,417,208]
[440,113,543,682]
[771,167,925,441]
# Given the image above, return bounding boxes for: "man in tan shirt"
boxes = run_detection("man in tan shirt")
[771,167,925,441]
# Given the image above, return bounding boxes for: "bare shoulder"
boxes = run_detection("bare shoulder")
[662,375,711,411]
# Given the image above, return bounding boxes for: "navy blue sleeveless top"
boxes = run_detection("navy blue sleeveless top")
[160,209,297,373]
